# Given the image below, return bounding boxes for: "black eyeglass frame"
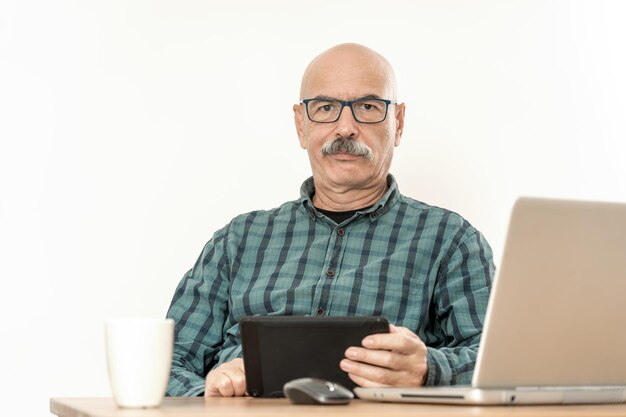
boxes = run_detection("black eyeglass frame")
[300,97,397,124]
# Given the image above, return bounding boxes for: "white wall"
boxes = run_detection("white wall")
[1,1,625,415]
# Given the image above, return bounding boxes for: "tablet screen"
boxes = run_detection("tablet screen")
[241,316,389,397]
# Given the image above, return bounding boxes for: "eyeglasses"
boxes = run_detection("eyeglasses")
[300,97,396,124]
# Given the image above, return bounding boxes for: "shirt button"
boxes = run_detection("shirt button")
[326,270,335,277]
[337,228,345,236]
[316,308,325,316]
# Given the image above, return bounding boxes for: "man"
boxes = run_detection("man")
[166,43,494,397]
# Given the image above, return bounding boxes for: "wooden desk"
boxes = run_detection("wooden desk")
[50,397,626,417]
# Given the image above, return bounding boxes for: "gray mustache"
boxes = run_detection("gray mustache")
[321,138,373,160]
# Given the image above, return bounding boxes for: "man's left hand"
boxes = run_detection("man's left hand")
[340,324,428,387]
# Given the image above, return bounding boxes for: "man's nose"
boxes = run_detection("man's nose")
[335,105,358,137]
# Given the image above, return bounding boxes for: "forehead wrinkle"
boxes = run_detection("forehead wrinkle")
[304,71,393,101]
[310,94,385,101]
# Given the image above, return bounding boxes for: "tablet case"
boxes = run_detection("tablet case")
[240,316,389,397]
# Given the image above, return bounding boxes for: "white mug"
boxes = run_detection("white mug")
[105,318,174,408]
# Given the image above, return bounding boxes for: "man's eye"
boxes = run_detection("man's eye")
[356,101,381,112]
[312,101,337,113]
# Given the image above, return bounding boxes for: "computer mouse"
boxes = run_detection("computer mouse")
[283,378,354,405]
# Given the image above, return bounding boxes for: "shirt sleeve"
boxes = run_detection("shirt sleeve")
[424,228,495,385]
[165,226,231,396]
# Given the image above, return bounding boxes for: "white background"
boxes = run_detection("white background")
[1,1,625,415]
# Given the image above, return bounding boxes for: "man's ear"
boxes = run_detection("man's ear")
[293,103,308,149]
[394,103,406,147]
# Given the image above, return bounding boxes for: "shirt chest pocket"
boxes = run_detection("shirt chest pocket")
[332,259,427,331]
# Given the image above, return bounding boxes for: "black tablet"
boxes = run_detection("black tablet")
[240,315,389,397]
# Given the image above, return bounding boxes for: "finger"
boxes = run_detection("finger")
[362,330,423,355]
[232,358,246,373]
[229,358,247,396]
[205,371,219,396]
[218,380,234,397]
[393,325,421,339]
[217,362,248,397]
[346,371,391,388]
[205,371,234,397]
[345,346,409,371]
[205,358,247,397]
[205,384,220,397]
[340,358,402,386]
[227,366,247,396]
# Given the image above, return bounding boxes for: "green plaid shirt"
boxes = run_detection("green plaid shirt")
[166,175,494,396]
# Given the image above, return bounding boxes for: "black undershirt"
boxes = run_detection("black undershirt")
[315,205,373,224]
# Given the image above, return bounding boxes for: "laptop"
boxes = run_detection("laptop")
[355,197,626,405]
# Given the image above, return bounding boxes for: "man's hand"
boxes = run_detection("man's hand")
[340,325,428,387]
[205,358,247,397]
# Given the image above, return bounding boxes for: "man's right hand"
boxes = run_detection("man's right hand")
[204,358,247,397]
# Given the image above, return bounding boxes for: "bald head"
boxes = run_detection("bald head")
[299,43,397,101]
[293,43,406,207]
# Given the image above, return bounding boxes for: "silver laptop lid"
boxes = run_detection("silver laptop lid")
[474,197,626,388]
